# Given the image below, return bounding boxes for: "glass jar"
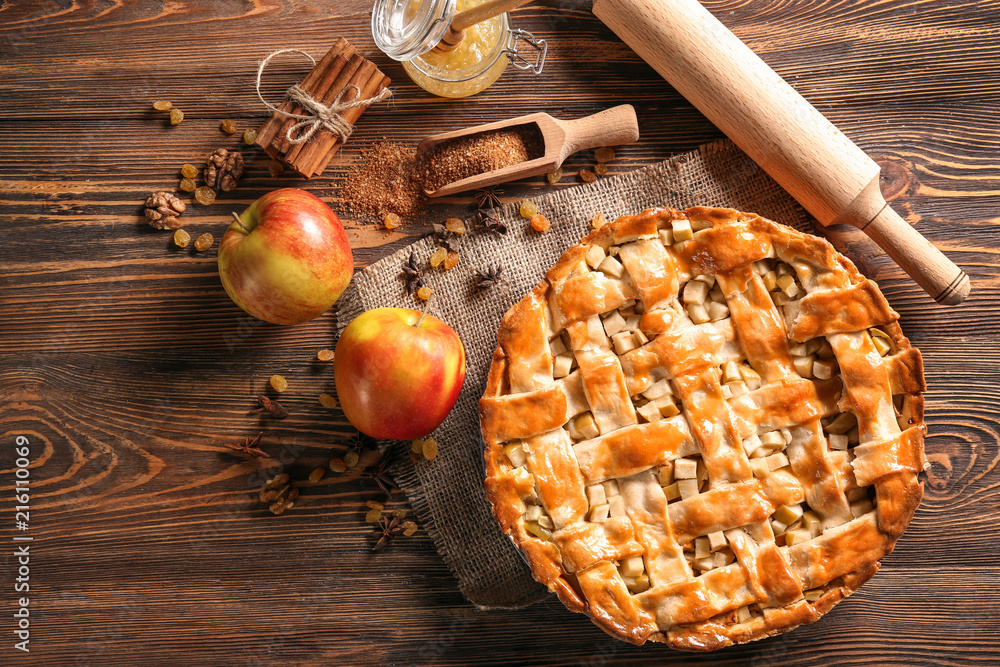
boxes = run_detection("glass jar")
[372,0,546,99]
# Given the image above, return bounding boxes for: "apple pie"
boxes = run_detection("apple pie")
[480,207,925,650]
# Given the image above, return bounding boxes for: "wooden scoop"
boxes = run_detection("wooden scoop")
[593,0,970,305]
[417,105,640,197]
[433,0,535,53]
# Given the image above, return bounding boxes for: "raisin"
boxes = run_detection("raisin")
[443,251,459,271]
[268,160,285,178]
[530,214,551,232]
[595,162,609,176]
[329,457,347,473]
[173,229,191,248]
[592,213,608,230]
[383,213,401,230]
[269,374,288,393]
[519,200,539,219]
[153,100,173,111]
[169,108,184,125]
[411,440,425,455]
[444,218,466,234]
[179,178,196,192]
[417,286,433,301]
[580,169,597,183]
[194,186,216,206]
[344,451,360,468]
[547,169,563,184]
[220,119,238,134]
[402,521,418,536]
[429,247,447,268]
[366,500,384,510]
[365,508,382,523]
[595,146,616,162]
[423,438,439,460]
[194,233,214,251]
[317,349,335,361]
[181,163,199,179]
[243,128,258,145]
[308,467,325,483]
[318,393,338,409]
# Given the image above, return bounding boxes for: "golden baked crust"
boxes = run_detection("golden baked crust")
[479,207,925,650]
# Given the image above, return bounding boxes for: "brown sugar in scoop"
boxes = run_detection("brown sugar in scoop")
[414,126,544,194]
[415,105,640,197]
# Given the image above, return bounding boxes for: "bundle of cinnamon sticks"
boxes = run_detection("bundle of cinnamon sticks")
[255,38,391,178]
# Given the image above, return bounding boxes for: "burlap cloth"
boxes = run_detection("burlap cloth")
[335,139,817,609]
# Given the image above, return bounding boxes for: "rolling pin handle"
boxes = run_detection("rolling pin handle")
[862,205,970,305]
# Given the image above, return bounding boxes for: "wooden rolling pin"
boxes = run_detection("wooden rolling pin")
[593,0,970,305]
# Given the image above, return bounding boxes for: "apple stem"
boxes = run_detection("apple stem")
[231,211,251,233]
[414,293,432,328]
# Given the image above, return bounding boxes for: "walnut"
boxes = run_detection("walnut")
[205,148,244,192]
[144,191,186,229]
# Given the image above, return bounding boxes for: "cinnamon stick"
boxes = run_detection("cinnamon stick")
[282,54,366,166]
[256,38,352,149]
[297,63,385,177]
[269,54,355,157]
[309,73,392,178]
[254,37,389,178]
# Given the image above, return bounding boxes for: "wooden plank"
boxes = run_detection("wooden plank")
[1,2,1000,119]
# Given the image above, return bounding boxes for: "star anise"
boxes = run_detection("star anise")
[431,222,459,252]
[247,395,288,419]
[431,222,455,240]
[474,185,504,210]
[373,515,404,551]
[347,430,375,457]
[363,452,398,498]
[474,266,504,290]
[224,432,266,458]
[476,207,507,234]
[430,223,461,253]
[401,252,424,295]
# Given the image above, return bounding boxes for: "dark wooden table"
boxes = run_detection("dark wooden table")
[2,1,999,665]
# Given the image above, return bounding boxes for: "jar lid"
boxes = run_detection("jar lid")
[372,0,456,62]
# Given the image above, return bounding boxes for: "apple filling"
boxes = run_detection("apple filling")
[683,531,736,575]
[586,478,628,523]
[618,555,650,594]
[503,443,556,541]
[658,455,709,503]
[680,273,731,325]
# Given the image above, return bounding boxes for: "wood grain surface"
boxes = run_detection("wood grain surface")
[1,0,998,665]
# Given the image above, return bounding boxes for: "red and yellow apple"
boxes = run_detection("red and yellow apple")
[218,188,352,325]
[335,307,466,440]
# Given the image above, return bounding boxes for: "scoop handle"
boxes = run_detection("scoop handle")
[556,105,640,163]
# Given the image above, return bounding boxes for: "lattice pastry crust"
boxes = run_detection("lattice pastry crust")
[480,207,925,650]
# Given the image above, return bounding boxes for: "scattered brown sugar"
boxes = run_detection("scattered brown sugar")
[415,125,544,194]
[340,142,427,221]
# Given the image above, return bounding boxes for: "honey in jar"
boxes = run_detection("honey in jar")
[372,0,546,98]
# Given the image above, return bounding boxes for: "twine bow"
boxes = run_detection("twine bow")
[255,49,393,145]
